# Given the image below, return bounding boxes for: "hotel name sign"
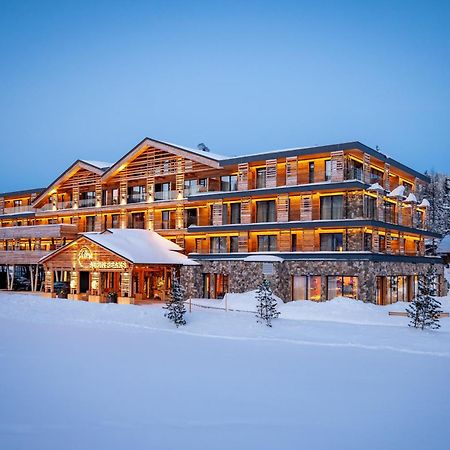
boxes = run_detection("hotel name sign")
[77,246,128,271]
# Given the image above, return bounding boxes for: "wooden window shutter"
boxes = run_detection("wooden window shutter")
[330,151,345,182]
[238,163,249,191]
[363,153,371,183]
[240,198,252,224]
[285,156,298,186]
[300,194,312,221]
[277,194,289,222]
[266,159,277,188]
[212,202,223,226]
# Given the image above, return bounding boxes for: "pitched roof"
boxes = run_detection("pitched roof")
[40,229,199,266]
[437,235,450,254]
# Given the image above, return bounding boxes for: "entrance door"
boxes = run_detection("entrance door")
[80,271,89,293]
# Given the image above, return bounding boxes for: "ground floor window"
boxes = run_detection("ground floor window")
[257,235,277,252]
[376,275,418,305]
[292,275,321,301]
[327,276,358,299]
[202,273,229,299]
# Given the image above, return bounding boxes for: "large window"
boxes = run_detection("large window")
[185,208,198,227]
[155,182,171,201]
[257,235,277,252]
[292,275,321,301]
[79,191,96,208]
[256,168,267,189]
[127,185,146,203]
[325,160,332,181]
[320,233,344,251]
[210,237,228,253]
[327,276,358,299]
[86,216,96,232]
[320,195,344,220]
[230,203,241,224]
[129,212,145,229]
[220,175,237,191]
[256,200,276,222]
[308,162,315,183]
[111,214,120,229]
[230,236,239,253]
[162,210,175,229]
[364,195,376,219]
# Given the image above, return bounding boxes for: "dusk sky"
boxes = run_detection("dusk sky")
[0,0,449,192]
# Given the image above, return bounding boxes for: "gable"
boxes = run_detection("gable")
[32,161,105,207]
[41,235,131,271]
[102,137,222,182]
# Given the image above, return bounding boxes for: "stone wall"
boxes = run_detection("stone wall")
[180,258,446,304]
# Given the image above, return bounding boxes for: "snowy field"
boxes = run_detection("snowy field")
[0,292,449,450]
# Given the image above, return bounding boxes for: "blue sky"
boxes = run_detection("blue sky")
[0,0,449,191]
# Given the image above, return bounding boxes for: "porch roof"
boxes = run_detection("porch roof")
[40,229,199,266]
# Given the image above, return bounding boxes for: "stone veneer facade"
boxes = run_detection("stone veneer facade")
[181,259,446,303]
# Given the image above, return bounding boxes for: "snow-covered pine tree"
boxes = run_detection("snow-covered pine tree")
[256,278,280,327]
[423,171,450,237]
[164,273,187,327]
[406,266,442,330]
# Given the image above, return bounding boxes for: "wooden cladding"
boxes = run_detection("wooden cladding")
[238,231,248,252]
[302,229,315,252]
[372,230,379,252]
[279,230,291,252]
[285,157,297,186]
[265,159,277,188]
[300,195,312,221]
[238,163,249,191]
[330,151,345,182]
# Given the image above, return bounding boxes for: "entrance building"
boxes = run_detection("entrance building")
[40,229,197,304]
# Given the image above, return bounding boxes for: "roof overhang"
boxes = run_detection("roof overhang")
[101,137,222,182]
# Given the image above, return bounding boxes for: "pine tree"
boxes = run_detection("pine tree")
[406,266,442,330]
[164,273,187,327]
[256,278,280,327]
[423,171,450,236]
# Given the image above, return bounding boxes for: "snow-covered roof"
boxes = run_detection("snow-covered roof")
[437,235,450,254]
[84,229,199,265]
[418,198,430,208]
[81,160,112,170]
[41,229,199,266]
[387,185,406,198]
[404,193,418,203]
[244,254,284,263]
[367,182,385,193]
[155,139,228,161]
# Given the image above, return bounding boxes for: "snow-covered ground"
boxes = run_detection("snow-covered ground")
[0,291,449,450]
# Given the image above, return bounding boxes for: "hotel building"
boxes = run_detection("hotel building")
[0,137,445,304]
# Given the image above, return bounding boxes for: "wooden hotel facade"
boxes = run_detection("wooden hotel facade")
[0,137,445,304]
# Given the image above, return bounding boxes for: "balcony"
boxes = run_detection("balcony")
[0,249,51,265]
[154,190,178,201]
[0,223,78,240]
[346,167,364,181]
[57,201,73,210]
[2,205,35,215]
[79,198,96,208]
[184,185,208,197]
[127,193,147,204]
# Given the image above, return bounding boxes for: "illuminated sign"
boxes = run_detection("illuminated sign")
[89,261,128,270]
[77,246,128,270]
[77,246,93,268]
